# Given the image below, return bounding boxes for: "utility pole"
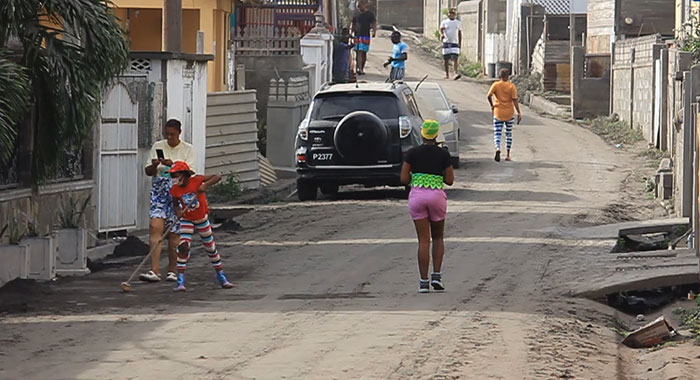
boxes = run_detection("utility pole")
[163,0,182,52]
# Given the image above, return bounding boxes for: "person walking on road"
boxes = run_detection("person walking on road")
[168,161,234,292]
[141,119,196,283]
[333,28,354,83]
[383,31,408,81]
[487,69,522,162]
[440,8,462,80]
[351,0,376,76]
[401,120,455,293]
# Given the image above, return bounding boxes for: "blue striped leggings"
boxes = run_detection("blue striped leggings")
[177,216,222,272]
[493,118,514,151]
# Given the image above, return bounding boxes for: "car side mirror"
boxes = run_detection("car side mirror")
[451,105,459,114]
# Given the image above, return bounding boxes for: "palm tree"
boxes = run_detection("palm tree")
[0,0,129,182]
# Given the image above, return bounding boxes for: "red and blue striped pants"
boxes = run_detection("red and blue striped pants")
[177,216,222,272]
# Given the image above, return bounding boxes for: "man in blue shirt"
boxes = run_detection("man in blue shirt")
[333,28,354,83]
[383,31,408,81]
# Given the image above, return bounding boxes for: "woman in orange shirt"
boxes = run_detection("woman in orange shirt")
[487,69,523,162]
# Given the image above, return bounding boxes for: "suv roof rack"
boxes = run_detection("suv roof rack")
[390,80,405,89]
[319,82,336,91]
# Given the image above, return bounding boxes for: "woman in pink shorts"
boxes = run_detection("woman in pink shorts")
[400,120,455,293]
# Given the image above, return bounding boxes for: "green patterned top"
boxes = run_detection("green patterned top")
[411,173,444,189]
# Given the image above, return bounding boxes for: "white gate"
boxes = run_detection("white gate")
[98,82,138,232]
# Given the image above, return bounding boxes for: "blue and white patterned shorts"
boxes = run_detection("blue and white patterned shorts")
[150,176,178,232]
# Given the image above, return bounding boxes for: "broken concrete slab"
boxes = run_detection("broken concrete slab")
[616,249,685,260]
[555,218,689,240]
[576,266,699,299]
[618,218,688,237]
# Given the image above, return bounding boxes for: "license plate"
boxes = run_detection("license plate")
[312,153,333,161]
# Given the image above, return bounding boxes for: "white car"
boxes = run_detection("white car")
[408,81,461,168]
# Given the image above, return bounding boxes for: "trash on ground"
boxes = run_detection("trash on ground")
[622,316,676,348]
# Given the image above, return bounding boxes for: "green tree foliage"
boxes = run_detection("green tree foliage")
[0,0,129,182]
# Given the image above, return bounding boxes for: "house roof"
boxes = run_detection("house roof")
[526,0,570,15]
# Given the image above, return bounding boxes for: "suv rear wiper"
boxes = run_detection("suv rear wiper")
[320,115,346,120]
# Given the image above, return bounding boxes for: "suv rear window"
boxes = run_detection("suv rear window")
[310,93,400,120]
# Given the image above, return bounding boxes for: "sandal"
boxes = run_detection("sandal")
[166,272,178,282]
[139,270,161,282]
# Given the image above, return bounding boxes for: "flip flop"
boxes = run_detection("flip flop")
[454,74,462,80]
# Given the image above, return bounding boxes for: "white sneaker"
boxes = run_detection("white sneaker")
[166,272,178,282]
[138,270,161,282]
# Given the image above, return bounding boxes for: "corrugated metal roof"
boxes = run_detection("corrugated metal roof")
[527,0,571,15]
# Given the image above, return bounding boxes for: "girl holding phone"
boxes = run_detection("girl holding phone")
[141,119,197,283]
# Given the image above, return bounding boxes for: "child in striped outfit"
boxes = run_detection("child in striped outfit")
[487,69,523,162]
[169,161,233,291]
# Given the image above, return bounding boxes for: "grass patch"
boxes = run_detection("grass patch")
[674,298,700,345]
[207,174,243,203]
[458,57,483,78]
[639,148,670,169]
[586,116,643,146]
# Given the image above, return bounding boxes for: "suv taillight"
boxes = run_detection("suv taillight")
[399,116,411,139]
[297,119,309,141]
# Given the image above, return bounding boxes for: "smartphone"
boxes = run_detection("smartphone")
[156,149,165,160]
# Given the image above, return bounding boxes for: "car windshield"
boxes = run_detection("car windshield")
[415,88,448,111]
[311,93,400,120]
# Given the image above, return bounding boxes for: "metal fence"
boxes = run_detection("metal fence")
[231,26,302,56]
[235,0,320,37]
[0,143,19,189]
[205,90,260,190]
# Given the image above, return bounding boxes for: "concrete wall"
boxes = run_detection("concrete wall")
[205,90,260,189]
[586,0,615,54]
[458,1,482,63]
[165,59,209,175]
[377,0,424,29]
[612,35,665,143]
[235,55,306,126]
[571,46,610,119]
[667,50,693,217]
[267,77,311,170]
[0,183,95,244]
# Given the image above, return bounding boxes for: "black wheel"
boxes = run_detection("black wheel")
[319,184,339,195]
[451,156,460,169]
[297,179,317,201]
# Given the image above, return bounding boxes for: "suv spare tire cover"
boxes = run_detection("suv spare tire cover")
[333,111,389,164]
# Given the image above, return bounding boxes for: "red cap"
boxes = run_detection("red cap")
[168,161,194,174]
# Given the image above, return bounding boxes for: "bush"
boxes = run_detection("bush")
[207,174,243,203]
[674,298,700,345]
[257,119,267,157]
[586,116,643,145]
[511,71,543,96]
[458,57,482,78]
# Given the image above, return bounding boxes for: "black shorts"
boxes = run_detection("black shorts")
[443,53,459,61]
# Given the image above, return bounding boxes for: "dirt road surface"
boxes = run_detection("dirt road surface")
[0,32,680,379]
